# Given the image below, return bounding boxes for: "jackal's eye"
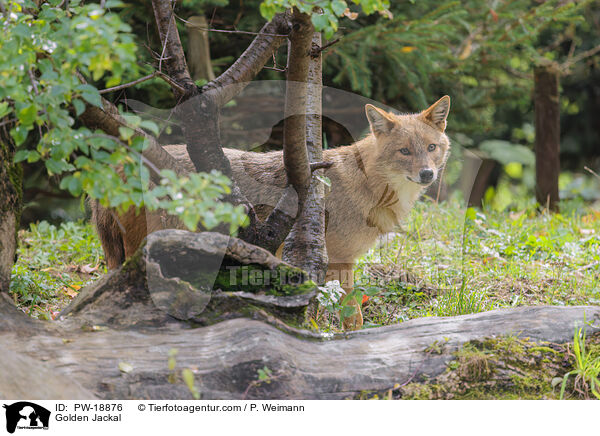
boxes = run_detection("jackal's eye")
[399,148,411,155]
[428,143,437,152]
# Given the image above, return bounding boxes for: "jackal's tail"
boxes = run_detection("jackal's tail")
[91,200,125,269]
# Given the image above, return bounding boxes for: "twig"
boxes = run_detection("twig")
[262,65,286,72]
[561,44,600,72]
[263,52,286,72]
[27,69,39,95]
[0,117,17,129]
[242,373,281,400]
[309,161,334,172]
[99,71,186,95]
[310,38,341,57]
[584,166,600,181]
[175,14,289,37]
[436,164,446,204]
[398,348,435,388]
[99,73,157,94]
[574,262,600,274]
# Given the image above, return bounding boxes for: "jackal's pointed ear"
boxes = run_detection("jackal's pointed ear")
[420,95,450,131]
[365,104,395,137]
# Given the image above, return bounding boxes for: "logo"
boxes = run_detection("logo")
[2,402,50,434]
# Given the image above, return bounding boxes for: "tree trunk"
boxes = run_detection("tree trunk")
[185,15,215,82]
[149,2,308,254]
[202,13,290,107]
[0,128,22,294]
[534,64,560,211]
[283,32,328,284]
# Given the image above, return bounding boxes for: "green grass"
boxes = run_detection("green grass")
[9,193,600,326]
[10,220,106,319]
[560,325,600,399]
[321,192,600,330]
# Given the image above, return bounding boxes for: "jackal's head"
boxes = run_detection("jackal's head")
[365,96,451,187]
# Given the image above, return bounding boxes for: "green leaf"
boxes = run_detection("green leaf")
[259,3,277,21]
[10,125,30,146]
[140,120,159,136]
[118,126,134,141]
[312,13,330,32]
[14,150,33,163]
[465,207,477,221]
[182,369,195,390]
[77,84,102,108]
[331,0,348,16]
[316,174,331,187]
[68,176,83,196]
[73,99,86,116]
[0,102,10,118]
[18,104,38,127]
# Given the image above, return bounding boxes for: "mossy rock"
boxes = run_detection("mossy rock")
[60,230,317,329]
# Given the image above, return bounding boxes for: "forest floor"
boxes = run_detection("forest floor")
[8,195,600,399]
[10,195,600,324]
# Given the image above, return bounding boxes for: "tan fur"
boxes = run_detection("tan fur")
[92,96,451,329]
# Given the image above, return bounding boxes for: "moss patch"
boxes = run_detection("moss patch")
[356,333,600,400]
[399,334,600,399]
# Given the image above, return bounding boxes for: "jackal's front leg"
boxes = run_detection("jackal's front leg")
[326,263,363,331]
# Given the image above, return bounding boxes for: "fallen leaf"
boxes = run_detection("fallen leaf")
[343,8,358,20]
[119,362,134,373]
[489,8,498,22]
[80,263,99,274]
[64,287,79,298]
[379,9,393,19]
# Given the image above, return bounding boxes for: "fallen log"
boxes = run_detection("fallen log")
[0,230,598,399]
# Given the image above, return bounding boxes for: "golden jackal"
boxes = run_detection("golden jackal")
[93,96,451,329]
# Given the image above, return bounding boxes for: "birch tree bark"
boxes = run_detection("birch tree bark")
[282,32,328,283]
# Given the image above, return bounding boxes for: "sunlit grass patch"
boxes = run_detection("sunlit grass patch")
[353,194,600,329]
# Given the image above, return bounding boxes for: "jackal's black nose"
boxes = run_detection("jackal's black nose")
[419,168,434,183]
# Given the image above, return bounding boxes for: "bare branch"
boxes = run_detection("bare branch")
[175,14,289,37]
[27,69,39,95]
[310,38,340,57]
[560,44,600,73]
[202,12,291,107]
[151,0,196,98]
[75,71,187,184]
[98,71,186,95]
[99,73,157,94]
